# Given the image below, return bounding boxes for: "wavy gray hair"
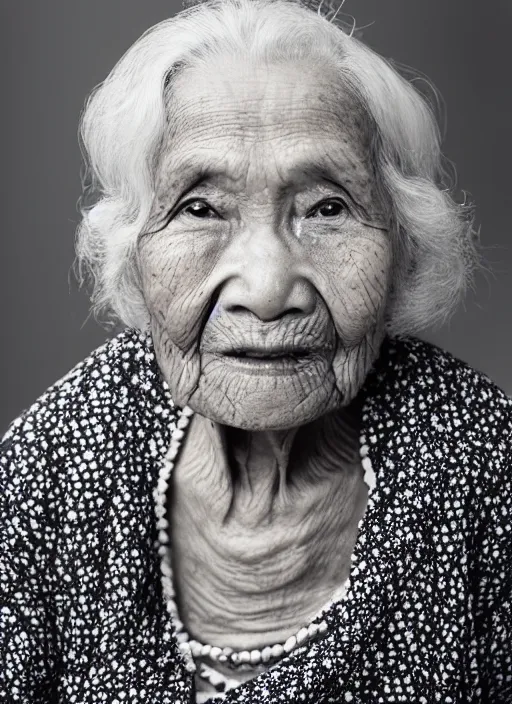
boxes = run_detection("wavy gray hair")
[76,0,478,333]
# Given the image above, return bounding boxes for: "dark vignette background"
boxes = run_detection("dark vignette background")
[1,0,511,433]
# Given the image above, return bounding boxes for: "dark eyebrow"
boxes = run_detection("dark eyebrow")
[286,162,372,220]
[174,161,362,199]
[174,152,365,188]
[176,170,214,199]
[173,165,237,201]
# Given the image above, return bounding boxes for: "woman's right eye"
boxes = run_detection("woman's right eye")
[177,199,218,219]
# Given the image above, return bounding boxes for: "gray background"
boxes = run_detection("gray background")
[1,0,511,433]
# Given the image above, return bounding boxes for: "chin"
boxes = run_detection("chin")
[188,376,341,431]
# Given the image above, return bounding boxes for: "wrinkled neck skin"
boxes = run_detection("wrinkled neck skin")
[169,403,368,650]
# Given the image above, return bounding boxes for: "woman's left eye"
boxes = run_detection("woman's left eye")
[306,199,347,219]
[179,199,218,219]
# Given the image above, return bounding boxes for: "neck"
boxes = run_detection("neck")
[225,425,297,514]
[177,403,361,525]
[168,402,367,649]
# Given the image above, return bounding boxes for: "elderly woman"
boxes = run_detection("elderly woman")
[1,0,511,702]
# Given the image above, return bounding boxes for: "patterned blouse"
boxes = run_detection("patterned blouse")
[1,328,511,704]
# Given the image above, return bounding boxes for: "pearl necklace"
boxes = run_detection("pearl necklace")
[154,405,376,696]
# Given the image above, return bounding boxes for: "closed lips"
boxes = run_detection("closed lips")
[224,347,312,359]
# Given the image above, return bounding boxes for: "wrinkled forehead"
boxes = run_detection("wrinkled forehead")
[158,55,374,187]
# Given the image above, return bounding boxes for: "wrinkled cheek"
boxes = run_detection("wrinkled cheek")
[328,278,385,346]
[313,236,391,346]
[309,234,392,402]
[137,233,222,403]
[330,328,383,404]
[151,322,203,406]
[138,233,221,348]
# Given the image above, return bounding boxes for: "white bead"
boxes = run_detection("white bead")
[222,647,233,657]
[160,560,172,577]
[283,636,297,653]
[157,479,168,494]
[239,650,251,663]
[200,644,212,657]
[364,465,377,492]
[184,658,196,673]
[296,627,309,645]
[163,569,173,582]
[162,580,175,596]
[318,621,328,633]
[154,488,165,502]
[270,644,284,659]
[190,640,202,657]
[158,529,169,544]
[163,590,175,604]
[209,646,222,660]
[261,646,272,662]
[173,429,185,441]
[177,631,189,643]
[250,649,261,664]
[166,446,179,460]
[361,456,372,472]
[207,669,225,687]
[360,443,369,458]
[156,517,169,530]
[308,622,319,637]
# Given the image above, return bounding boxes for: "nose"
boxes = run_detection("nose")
[217,225,316,321]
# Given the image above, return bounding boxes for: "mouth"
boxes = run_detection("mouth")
[224,347,312,361]
[216,346,320,376]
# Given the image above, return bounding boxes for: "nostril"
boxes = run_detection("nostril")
[283,307,304,317]
[270,307,306,321]
[227,305,251,315]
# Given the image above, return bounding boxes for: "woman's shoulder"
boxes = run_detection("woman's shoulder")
[375,334,512,423]
[1,327,177,485]
[366,334,512,487]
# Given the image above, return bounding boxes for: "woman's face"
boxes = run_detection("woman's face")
[138,55,392,430]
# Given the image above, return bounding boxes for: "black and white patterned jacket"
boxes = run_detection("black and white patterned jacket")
[1,329,511,703]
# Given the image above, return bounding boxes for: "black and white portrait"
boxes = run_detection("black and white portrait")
[1,2,511,702]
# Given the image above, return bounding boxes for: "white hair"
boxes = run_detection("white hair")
[76,0,478,333]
